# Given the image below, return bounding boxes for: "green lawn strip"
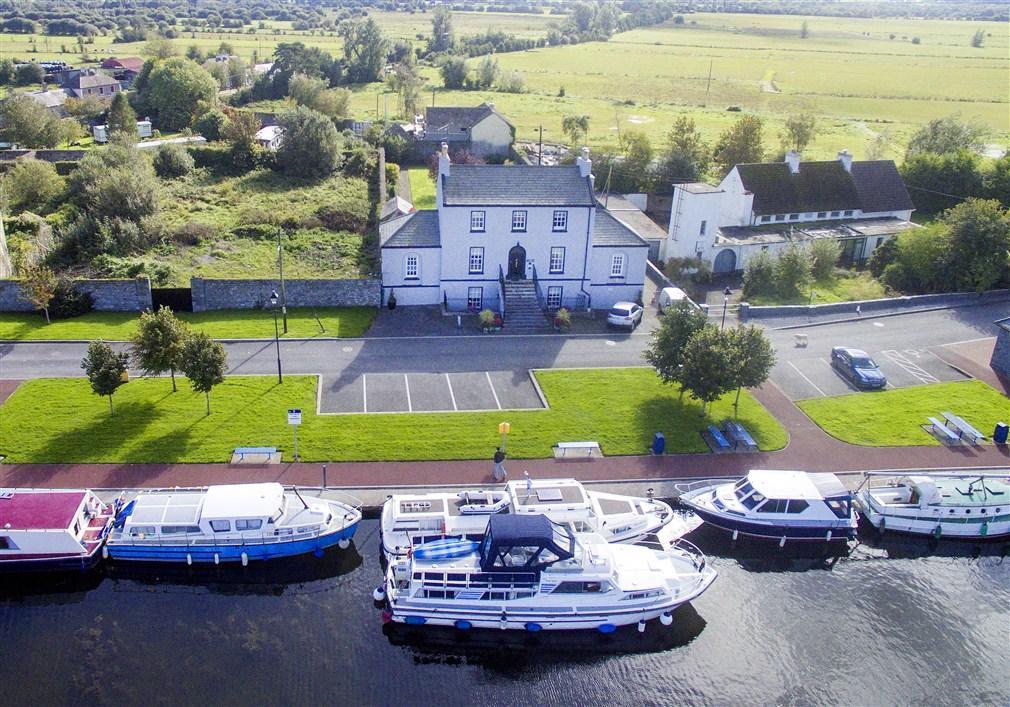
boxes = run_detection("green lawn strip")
[407,168,436,210]
[746,272,887,306]
[0,368,787,464]
[796,380,1008,447]
[0,307,376,341]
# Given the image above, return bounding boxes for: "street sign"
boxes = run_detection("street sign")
[288,409,302,425]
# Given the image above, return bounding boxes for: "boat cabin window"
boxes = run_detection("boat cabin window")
[161,525,201,534]
[786,500,809,513]
[553,581,605,594]
[209,520,231,532]
[757,499,787,513]
[130,525,157,536]
[734,480,754,496]
[235,519,263,531]
[825,499,850,519]
[739,491,765,510]
[0,536,11,550]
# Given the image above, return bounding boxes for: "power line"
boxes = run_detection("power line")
[903,183,973,202]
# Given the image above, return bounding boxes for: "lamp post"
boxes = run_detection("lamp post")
[721,287,732,330]
[270,289,282,384]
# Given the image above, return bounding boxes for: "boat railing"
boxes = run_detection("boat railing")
[668,538,708,573]
[108,525,333,548]
[674,479,730,495]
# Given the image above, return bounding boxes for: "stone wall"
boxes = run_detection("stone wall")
[0,277,152,312]
[190,278,381,312]
[992,317,1010,380]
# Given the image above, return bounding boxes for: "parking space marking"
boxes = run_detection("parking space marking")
[445,373,458,411]
[486,371,502,410]
[362,374,367,413]
[881,349,939,385]
[404,374,412,412]
[788,360,826,397]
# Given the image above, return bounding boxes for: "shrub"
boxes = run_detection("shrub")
[153,143,195,178]
[496,70,526,94]
[775,244,813,296]
[231,223,280,240]
[868,238,898,278]
[479,309,496,327]
[4,158,65,212]
[315,205,366,233]
[343,144,377,178]
[91,254,174,285]
[172,222,216,245]
[385,162,400,198]
[742,249,776,298]
[193,108,228,140]
[275,105,342,178]
[49,277,95,319]
[809,239,841,280]
[383,134,408,162]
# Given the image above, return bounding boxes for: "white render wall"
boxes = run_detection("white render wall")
[588,245,649,309]
[468,115,513,157]
[662,189,750,262]
[380,246,442,305]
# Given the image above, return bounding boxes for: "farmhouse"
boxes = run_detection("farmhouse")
[391,103,514,161]
[662,150,916,273]
[100,56,144,86]
[61,68,121,100]
[380,146,648,323]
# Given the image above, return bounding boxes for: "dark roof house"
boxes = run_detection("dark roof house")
[441,165,595,207]
[62,69,121,98]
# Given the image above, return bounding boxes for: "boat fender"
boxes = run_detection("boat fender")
[879,517,885,534]
[102,546,108,559]
[933,525,942,540]
[825,530,832,542]
[214,553,220,565]
[731,529,738,541]
[980,521,988,537]
[597,624,617,634]
[241,552,249,567]
[404,615,426,626]
[186,553,192,566]
[660,612,673,627]
[779,536,787,548]
[524,622,542,633]
[338,538,351,550]
[637,620,647,633]
[381,610,393,624]
[454,620,472,631]
[372,585,386,601]
[499,612,508,631]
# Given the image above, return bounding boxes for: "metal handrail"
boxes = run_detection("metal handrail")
[673,478,730,494]
[530,262,547,312]
[497,263,506,317]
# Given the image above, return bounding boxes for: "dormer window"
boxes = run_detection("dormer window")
[774,215,785,222]
[788,214,799,221]
[817,212,827,218]
[844,210,854,217]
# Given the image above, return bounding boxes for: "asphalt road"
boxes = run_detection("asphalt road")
[0,301,1004,382]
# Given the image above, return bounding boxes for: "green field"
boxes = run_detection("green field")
[406,168,436,209]
[3,11,1005,158]
[0,368,787,463]
[797,380,1008,446]
[0,307,376,341]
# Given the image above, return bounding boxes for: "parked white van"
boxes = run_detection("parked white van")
[657,286,688,313]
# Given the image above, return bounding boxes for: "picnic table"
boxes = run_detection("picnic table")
[941,412,985,445]
[724,421,757,450]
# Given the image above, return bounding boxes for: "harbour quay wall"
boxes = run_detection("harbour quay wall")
[190,278,381,312]
[0,277,152,312]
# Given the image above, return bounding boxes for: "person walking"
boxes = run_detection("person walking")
[493,447,507,481]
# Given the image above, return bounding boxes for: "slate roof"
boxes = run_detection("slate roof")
[600,196,667,241]
[442,165,595,207]
[380,210,440,248]
[734,160,913,215]
[425,103,513,134]
[65,70,119,90]
[716,217,918,246]
[592,208,650,247]
[27,90,68,110]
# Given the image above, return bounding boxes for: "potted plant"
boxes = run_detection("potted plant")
[553,307,571,332]
[479,308,496,332]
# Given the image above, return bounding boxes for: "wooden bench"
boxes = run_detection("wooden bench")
[707,425,731,451]
[941,412,986,445]
[724,421,757,450]
[232,446,279,463]
[927,417,961,444]
[553,441,602,459]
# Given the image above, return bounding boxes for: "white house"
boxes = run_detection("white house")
[380,146,649,319]
[391,103,515,160]
[662,150,917,273]
[254,125,284,151]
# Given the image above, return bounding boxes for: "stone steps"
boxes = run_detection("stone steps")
[503,280,550,331]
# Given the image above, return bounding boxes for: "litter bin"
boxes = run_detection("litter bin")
[994,422,1009,445]
[652,432,666,456]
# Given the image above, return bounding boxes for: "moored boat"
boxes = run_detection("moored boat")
[105,483,361,564]
[676,470,858,543]
[856,472,1010,540]
[381,477,696,557]
[380,513,716,632]
[0,488,114,572]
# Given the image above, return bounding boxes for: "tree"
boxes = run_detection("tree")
[4,158,64,212]
[429,5,455,54]
[942,198,1010,293]
[58,117,86,147]
[64,95,105,122]
[983,156,1010,209]
[81,341,130,415]
[221,108,260,147]
[131,305,190,391]
[775,244,814,296]
[387,58,422,118]
[69,144,159,223]
[475,56,499,90]
[0,58,14,85]
[0,95,61,148]
[194,108,228,140]
[288,73,351,118]
[153,143,195,178]
[180,331,226,414]
[900,150,984,215]
[439,55,468,90]
[653,115,711,187]
[881,225,951,294]
[868,236,899,278]
[781,113,817,153]
[107,92,138,142]
[143,32,177,60]
[809,239,841,280]
[621,130,653,183]
[643,300,710,397]
[264,42,339,99]
[742,249,776,299]
[340,18,389,84]
[276,106,342,177]
[726,325,776,414]
[14,62,44,86]
[18,265,58,323]
[679,326,736,414]
[561,115,590,148]
[140,57,218,131]
[905,114,988,157]
[713,115,764,176]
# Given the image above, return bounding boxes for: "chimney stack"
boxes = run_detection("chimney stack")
[438,141,451,177]
[837,149,853,172]
[577,147,592,178]
[785,150,801,174]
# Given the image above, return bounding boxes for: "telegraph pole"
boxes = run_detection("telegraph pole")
[538,125,543,165]
[276,227,288,333]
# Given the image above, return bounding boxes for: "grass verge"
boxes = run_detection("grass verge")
[0,368,787,463]
[407,168,436,210]
[796,380,1008,446]
[0,307,376,341]
[746,271,887,306]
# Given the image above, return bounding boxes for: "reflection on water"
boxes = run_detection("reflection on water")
[0,520,1007,707]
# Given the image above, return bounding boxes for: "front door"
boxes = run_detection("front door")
[507,244,526,280]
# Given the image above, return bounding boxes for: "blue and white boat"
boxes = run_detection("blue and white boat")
[676,470,858,543]
[105,483,361,564]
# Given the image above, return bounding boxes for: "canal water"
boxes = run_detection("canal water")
[1,520,1007,706]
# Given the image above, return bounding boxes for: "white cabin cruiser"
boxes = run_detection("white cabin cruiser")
[677,470,858,542]
[380,478,696,557]
[381,513,716,632]
[856,472,1010,539]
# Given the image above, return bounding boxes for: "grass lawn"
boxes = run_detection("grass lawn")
[747,271,888,306]
[797,380,1009,446]
[0,307,376,341]
[407,168,436,210]
[0,368,787,463]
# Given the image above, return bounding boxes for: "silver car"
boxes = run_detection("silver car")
[606,302,643,329]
